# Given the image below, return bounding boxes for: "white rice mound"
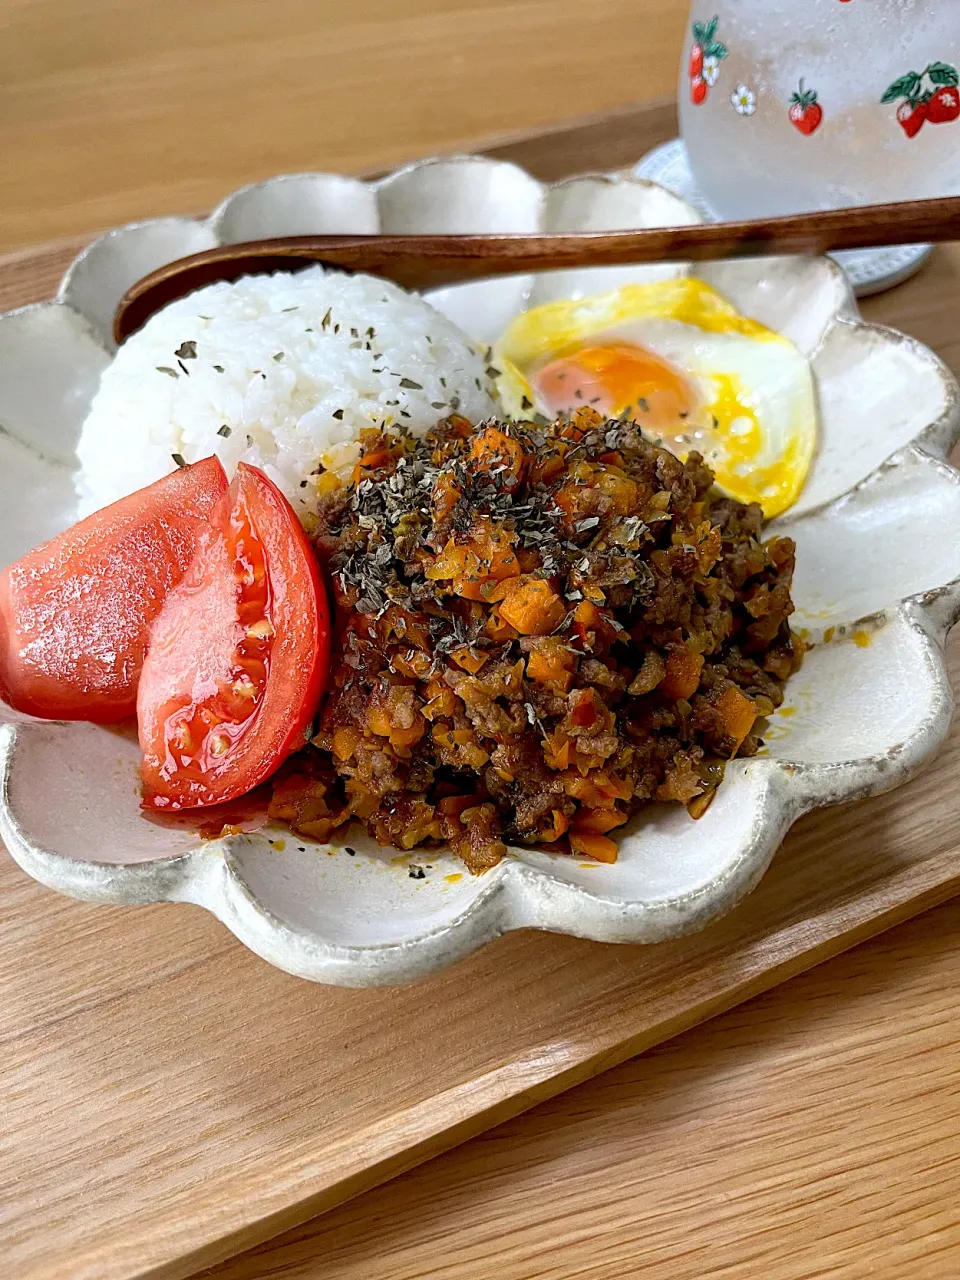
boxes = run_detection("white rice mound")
[76,266,497,521]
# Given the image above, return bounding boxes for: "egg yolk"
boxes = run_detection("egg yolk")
[532,343,697,429]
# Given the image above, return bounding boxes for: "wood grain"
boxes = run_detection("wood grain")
[4,102,960,1280]
[199,898,960,1280]
[10,692,960,1280]
[116,194,960,343]
[0,101,681,317]
[0,0,688,253]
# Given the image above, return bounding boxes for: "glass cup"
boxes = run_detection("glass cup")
[679,0,960,221]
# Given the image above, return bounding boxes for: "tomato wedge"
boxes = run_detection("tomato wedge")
[0,457,227,722]
[138,463,330,809]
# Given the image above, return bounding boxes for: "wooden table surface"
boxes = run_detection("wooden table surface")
[199,900,960,1280]
[1,0,687,254]
[8,2,960,1277]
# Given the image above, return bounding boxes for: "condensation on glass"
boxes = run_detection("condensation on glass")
[679,0,960,219]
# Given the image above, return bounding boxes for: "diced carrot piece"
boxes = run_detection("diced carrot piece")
[433,471,461,521]
[428,522,520,599]
[569,691,598,728]
[498,577,566,636]
[554,462,638,527]
[660,648,704,700]
[382,606,431,649]
[390,649,434,680]
[715,685,758,756]
[460,572,519,602]
[485,578,515,604]
[563,775,615,808]
[440,793,473,814]
[422,678,459,720]
[332,726,361,760]
[426,539,472,582]
[526,639,575,693]
[606,774,634,802]
[646,490,672,515]
[569,831,618,863]
[560,406,604,440]
[485,606,518,643]
[542,731,572,771]
[453,579,485,602]
[470,426,526,485]
[572,599,605,648]
[359,447,390,470]
[450,646,489,674]
[571,806,628,835]
[351,447,392,485]
[593,464,639,515]
[478,531,521,579]
[530,661,572,693]
[432,722,489,769]
[445,414,475,439]
[367,706,393,737]
[537,809,570,842]
[694,520,723,574]
[552,481,584,524]
[438,794,474,818]
[422,690,458,721]
[389,716,427,749]
[528,452,567,486]
[390,653,418,680]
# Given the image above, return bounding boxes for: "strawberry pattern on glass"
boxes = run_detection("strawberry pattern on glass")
[789,81,823,136]
[882,63,960,139]
[678,0,960,222]
[688,15,727,106]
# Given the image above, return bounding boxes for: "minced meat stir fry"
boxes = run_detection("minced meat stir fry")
[268,408,802,873]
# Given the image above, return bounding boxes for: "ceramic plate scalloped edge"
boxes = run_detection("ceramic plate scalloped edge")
[0,154,958,986]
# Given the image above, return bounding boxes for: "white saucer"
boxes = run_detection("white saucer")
[634,138,932,298]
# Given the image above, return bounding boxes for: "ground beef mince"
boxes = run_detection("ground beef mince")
[268,409,802,873]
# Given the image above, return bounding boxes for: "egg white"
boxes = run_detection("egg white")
[494,279,818,518]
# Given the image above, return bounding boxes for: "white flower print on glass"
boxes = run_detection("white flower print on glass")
[731,84,756,116]
[679,1,960,222]
[702,54,721,87]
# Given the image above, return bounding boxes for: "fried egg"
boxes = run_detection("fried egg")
[493,278,817,518]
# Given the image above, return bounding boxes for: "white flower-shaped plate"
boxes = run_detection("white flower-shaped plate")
[2,156,959,986]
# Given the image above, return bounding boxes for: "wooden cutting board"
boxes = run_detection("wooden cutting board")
[5,101,960,1280]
